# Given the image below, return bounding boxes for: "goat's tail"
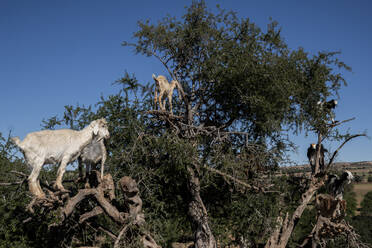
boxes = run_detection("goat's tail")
[10,137,22,149]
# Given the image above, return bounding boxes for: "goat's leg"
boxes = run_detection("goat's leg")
[78,157,84,178]
[54,157,70,192]
[86,162,91,178]
[100,157,106,180]
[84,162,91,188]
[162,97,167,111]
[100,142,107,180]
[168,93,173,113]
[28,161,45,198]
[159,92,165,110]
[91,162,97,172]
[163,98,167,111]
[320,157,325,173]
[154,88,158,108]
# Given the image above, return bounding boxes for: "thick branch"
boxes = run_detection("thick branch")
[63,188,97,217]
[187,165,217,248]
[266,180,321,248]
[79,206,104,223]
[94,187,126,224]
[63,187,126,224]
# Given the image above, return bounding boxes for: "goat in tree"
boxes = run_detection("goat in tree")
[78,137,107,185]
[326,170,354,200]
[152,74,181,113]
[307,143,328,175]
[321,99,338,109]
[11,118,110,198]
[317,99,338,123]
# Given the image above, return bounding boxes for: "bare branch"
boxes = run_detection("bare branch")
[0,180,25,186]
[327,134,366,169]
[145,110,185,120]
[97,225,117,240]
[113,224,132,248]
[10,170,28,177]
[203,166,260,191]
[326,117,356,128]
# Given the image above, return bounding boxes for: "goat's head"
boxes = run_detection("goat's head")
[90,118,110,140]
[152,74,168,85]
[342,170,354,184]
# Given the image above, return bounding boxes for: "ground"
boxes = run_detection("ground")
[353,183,372,211]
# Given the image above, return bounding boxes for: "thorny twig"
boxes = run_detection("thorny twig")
[113,223,132,248]
[203,166,277,193]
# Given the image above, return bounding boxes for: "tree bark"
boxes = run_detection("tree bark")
[299,195,369,248]
[265,130,365,248]
[187,165,217,248]
[265,180,320,248]
[35,171,162,247]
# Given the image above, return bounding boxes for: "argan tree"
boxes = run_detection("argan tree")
[123,1,352,247]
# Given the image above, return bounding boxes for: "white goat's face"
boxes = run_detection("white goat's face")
[345,170,354,184]
[91,118,110,140]
[153,75,168,85]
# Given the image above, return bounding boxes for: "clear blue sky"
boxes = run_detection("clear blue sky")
[1,1,371,164]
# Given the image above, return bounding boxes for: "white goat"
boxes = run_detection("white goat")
[11,118,110,198]
[78,138,107,183]
[152,74,181,113]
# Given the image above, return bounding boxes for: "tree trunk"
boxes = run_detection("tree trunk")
[265,180,319,248]
[187,165,217,248]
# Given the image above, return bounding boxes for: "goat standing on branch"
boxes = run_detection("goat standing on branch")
[78,137,107,185]
[319,99,338,110]
[152,74,181,113]
[317,99,338,123]
[326,170,354,200]
[307,143,328,175]
[11,118,110,198]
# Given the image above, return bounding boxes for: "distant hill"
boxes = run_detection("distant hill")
[281,161,372,174]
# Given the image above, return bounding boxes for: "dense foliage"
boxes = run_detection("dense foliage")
[129,1,349,140]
